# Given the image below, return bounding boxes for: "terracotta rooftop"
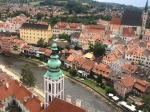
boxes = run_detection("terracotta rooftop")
[66,54,75,62]
[81,59,95,71]
[118,74,134,87]
[134,79,148,92]
[43,98,86,112]
[44,49,52,57]
[122,63,137,73]
[123,27,135,37]
[0,80,44,112]
[110,18,122,25]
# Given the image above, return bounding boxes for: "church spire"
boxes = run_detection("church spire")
[145,0,148,13]
[44,43,64,80]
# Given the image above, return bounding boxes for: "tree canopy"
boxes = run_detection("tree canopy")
[59,33,71,42]
[96,74,102,84]
[20,64,36,87]
[93,43,106,58]
[139,94,150,112]
[37,38,47,47]
[35,13,45,21]
[69,68,77,76]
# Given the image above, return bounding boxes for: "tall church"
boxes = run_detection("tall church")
[120,0,148,36]
[44,43,64,108]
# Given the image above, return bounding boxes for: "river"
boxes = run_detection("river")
[0,54,118,112]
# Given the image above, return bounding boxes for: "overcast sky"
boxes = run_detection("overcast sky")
[97,0,148,7]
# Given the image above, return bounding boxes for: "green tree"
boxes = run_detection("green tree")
[20,64,36,87]
[37,38,45,47]
[59,33,71,42]
[69,68,77,76]
[139,94,150,112]
[96,74,102,84]
[93,43,106,58]
[35,13,44,21]
[105,86,115,94]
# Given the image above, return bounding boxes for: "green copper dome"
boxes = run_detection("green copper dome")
[48,59,61,68]
[44,42,64,80]
[51,42,58,50]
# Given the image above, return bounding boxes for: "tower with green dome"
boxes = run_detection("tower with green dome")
[44,43,64,108]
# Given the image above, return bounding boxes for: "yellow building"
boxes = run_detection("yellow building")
[20,23,52,45]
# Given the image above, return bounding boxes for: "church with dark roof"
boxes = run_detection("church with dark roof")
[119,0,148,36]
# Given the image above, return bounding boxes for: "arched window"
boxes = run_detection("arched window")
[49,84,51,92]
[49,96,51,102]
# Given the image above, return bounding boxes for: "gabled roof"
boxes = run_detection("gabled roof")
[81,59,95,71]
[110,18,122,25]
[123,27,135,37]
[43,98,86,112]
[117,74,134,87]
[21,23,49,30]
[66,54,75,62]
[134,79,148,92]
[121,11,142,26]
[0,80,44,112]
[122,64,137,73]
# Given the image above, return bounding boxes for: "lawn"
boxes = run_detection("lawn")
[29,1,43,5]
[61,69,106,94]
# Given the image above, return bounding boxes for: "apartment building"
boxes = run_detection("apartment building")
[20,23,52,44]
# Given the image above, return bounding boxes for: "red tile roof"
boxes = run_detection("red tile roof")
[0,80,44,112]
[134,79,148,92]
[81,59,95,71]
[67,54,75,62]
[122,64,137,73]
[0,103,4,108]
[117,75,134,87]
[43,98,86,112]
[44,49,52,57]
[110,18,122,25]
[123,27,135,37]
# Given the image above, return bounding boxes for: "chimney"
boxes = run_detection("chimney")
[6,82,9,88]
[24,96,29,102]
[66,95,71,103]
[31,94,34,98]
[76,99,81,107]
[19,83,22,87]
[40,102,43,108]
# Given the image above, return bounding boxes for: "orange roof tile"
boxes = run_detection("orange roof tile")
[44,49,52,57]
[66,54,75,62]
[81,59,95,71]
[122,64,137,73]
[43,98,86,112]
[0,80,44,112]
[110,18,122,25]
[123,27,135,37]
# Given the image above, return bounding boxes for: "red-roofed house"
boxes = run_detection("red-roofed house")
[133,79,149,96]
[122,27,135,43]
[78,59,95,77]
[92,63,112,79]
[0,80,44,112]
[64,54,75,68]
[52,22,83,36]
[114,74,135,98]
[109,18,122,35]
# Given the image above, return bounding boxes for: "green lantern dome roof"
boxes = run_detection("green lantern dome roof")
[51,42,58,50]
[44,42,64,80]
[48,59,61,68]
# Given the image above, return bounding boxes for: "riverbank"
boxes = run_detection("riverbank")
[2,53,125,112]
